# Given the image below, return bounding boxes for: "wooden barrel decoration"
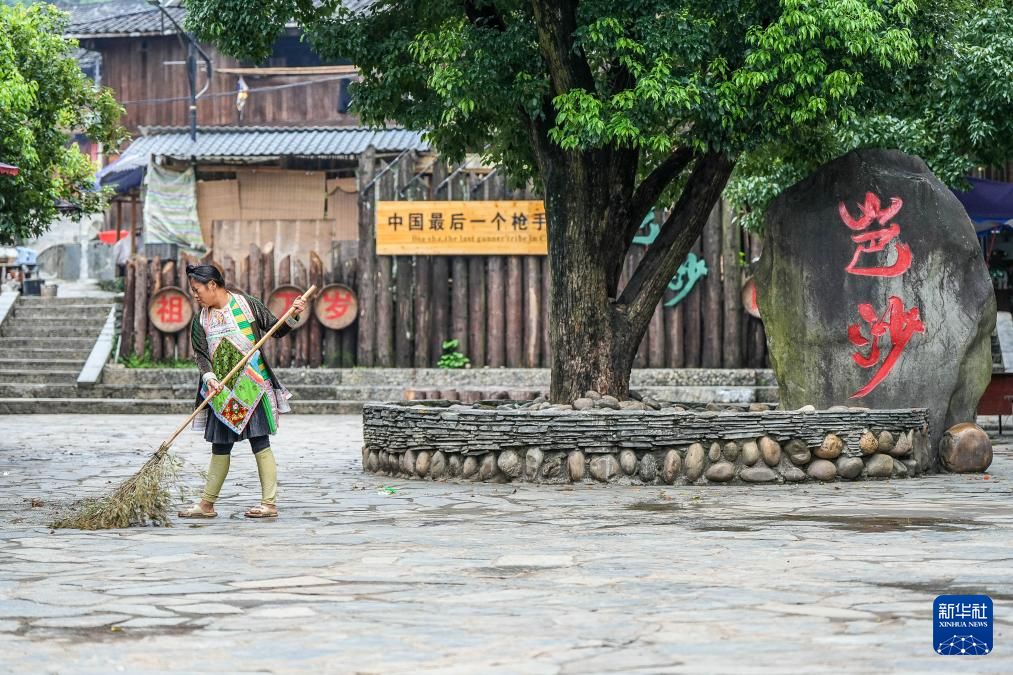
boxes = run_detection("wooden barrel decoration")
[741,276,761,319]
[267,284,307,330]
[314,283,358,330]
[148,286,194,333]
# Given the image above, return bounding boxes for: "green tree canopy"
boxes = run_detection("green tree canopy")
[187,0,1013,400]
[0,3,124,244]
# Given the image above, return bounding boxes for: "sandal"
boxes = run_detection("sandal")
[244,504,278,519]
[178,503,217,518]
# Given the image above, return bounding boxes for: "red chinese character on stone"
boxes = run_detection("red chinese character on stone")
[847,296,925,398]
[156,294,184,325]
[322,288,353,320]
[839,192,912,277]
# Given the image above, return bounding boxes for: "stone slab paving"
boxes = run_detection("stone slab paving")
[1,414,1012,674]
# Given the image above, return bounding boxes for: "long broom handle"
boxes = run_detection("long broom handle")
[159,285,318,452]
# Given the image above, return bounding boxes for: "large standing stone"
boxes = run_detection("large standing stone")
[939,423,993,473]
[461,456,479,479]
[757,148,995,463]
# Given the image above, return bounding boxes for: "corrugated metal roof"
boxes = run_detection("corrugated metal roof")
[66,1,376,38]
[118,126,429,162]
[67,6,186,38]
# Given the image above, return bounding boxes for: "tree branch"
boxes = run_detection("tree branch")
[623,146,694,247]
[617,152,735,331]
[530,0,596,96]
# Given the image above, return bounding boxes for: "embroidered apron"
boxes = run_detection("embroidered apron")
[196,294,285,435]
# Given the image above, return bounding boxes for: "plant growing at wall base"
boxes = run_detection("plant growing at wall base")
[437,339,470,369]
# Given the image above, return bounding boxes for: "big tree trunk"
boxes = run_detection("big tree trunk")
[544,153,735,403]
[545,181,630,401]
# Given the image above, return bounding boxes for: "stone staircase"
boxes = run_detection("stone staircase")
[0,297,116,412]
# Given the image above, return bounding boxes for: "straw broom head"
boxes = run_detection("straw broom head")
[51,446,182,530]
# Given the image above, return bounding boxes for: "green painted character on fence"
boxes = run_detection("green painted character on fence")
[634,210,708,307]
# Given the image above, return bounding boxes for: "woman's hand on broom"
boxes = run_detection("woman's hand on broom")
[291,297,307,316]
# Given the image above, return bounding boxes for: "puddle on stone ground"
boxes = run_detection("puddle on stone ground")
[632,513,986,534]
[870,579,1013,602]
[757,514,984,533]
[626,502,684,512]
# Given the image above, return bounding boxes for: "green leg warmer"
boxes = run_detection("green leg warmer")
[254,448,277,505]
[201,454,231,503]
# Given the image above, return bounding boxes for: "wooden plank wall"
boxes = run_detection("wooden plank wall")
[94,37,357,134]
[355,153,768,369]
[118,154,768,370]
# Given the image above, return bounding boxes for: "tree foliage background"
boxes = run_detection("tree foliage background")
[187,0,1013,230]
[0,3,124,245]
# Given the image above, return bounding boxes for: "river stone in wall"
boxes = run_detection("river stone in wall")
[757,148,995,464]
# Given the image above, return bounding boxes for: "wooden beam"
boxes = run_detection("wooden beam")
[215,65,359,76]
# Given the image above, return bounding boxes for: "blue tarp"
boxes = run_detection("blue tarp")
[952,177,1013,233]
[95,154,146,194]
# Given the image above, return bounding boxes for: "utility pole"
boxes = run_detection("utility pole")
[147,1,212,141]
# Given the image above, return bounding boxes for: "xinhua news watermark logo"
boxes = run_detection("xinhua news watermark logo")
[934,595,993,656]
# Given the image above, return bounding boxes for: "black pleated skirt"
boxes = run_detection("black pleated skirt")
[199,397,274,445]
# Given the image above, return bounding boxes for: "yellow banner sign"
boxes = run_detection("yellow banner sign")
[376,200,547,255]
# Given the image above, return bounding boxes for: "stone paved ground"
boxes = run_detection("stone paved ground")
[1,415,1012,674]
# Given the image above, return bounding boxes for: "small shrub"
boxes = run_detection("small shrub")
[437,339,470,369]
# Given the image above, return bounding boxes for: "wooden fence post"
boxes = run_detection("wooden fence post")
[277,254,292,368]
[132,255,148,357]
[375,164,395,367]
[309,251,324,368]
[721,200,743,368]
[261,242,275,364]
[357,146,378,367]
[161,260,176,359]
[148,256,162,362]
[702,205,723,368]
[293,259,309,366]
[120,259,135,359]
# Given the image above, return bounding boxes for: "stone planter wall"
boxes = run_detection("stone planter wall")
[361,401,932,485]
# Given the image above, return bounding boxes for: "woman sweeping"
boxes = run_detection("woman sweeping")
[178,264,306,519]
